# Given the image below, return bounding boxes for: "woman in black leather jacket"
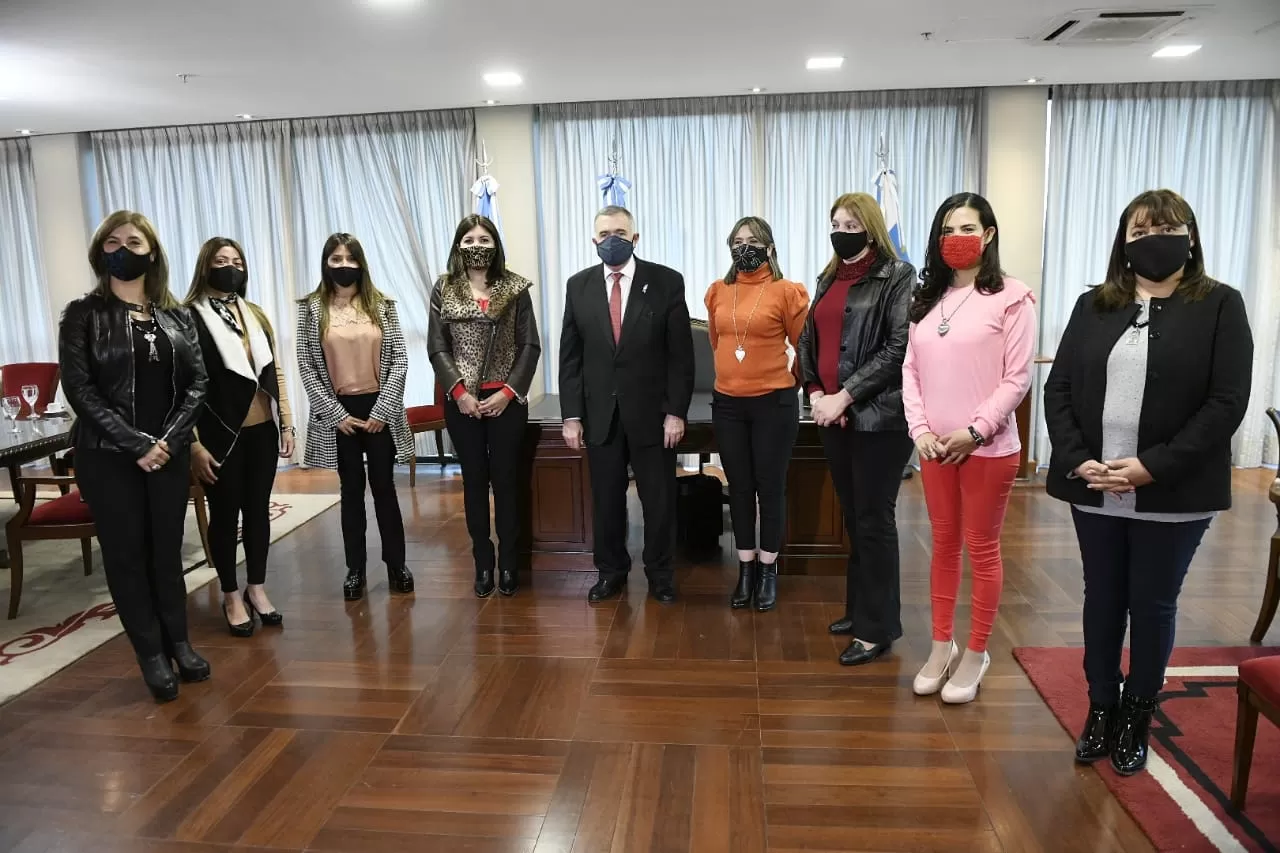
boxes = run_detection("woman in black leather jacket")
[58,210,210,704]
[427,214,540,598]
[797,192,916,668]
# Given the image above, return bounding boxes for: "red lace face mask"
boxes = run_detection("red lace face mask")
[940,234,985,271]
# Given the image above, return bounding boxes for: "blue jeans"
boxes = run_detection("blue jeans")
[1071,508,1211,703]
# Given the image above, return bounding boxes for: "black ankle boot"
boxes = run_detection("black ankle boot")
[138,654,179,703]
[1074,701,1118,763]
[343,568,366,601]
[169,642,211,683]
[388,564,415,594]
[498,568,519,597]
[1111,693,1159,776]
[730,560,756,609]
[754,562,778,612]
[475,567,495,598]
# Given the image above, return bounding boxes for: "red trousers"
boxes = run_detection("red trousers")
[920,453,1019,653]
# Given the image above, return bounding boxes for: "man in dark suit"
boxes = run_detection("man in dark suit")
[559,206,695,603]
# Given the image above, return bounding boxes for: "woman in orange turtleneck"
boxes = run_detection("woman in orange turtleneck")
[704,216,809,612]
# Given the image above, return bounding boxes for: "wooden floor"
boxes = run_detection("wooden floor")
[1,464,1276,853]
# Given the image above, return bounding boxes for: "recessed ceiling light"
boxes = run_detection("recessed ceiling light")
[1024,77,1041,84]
[1152,44,1201,58]
[364,0,422,6]
[235,113,254,120]
[16,129,32,135]
[483,100,499,106]
[749,87,765,94]
[806,56,844,71]
[483,71,523,87]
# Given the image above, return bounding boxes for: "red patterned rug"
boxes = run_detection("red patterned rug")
[1015,646,1280,852]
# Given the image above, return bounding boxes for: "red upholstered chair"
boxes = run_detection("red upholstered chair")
[1250,407,1280,643]
[1,362,60,418]
[4,475,95,619]
[406,383,448,487]
[2,362,65,500]
[1231,655,1280,809]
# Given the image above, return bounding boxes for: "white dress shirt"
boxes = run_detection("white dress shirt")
[603,256,637,312]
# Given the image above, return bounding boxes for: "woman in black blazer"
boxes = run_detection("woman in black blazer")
[1043,189,1252,777]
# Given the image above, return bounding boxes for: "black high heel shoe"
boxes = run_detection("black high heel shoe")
[343,568,366,601]
[244,591,283,627]
[167,642,211,683]
[223,601,254,638]
[137,654,179,703]
[387,564,415,595]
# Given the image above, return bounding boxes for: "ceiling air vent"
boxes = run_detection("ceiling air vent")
[1035,9,1192,45]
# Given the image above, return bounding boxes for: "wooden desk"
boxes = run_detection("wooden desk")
[521,393,849,574]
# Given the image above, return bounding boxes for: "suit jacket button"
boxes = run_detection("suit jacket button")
[1150,331,1161,340]
[840,345,847,352]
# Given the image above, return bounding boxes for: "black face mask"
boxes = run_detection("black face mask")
[208,266,247,294]
[732,244,769,273]
[327,266,362,287]
[831,231,869,260]
[102,246,150,282]
[1125,233,1191,283]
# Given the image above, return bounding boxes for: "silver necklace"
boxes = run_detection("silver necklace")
[132,317,161,362]
[731,279,769,362]
[937,286,976,337]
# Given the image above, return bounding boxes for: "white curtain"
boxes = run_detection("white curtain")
[0,138,55,366]
[534,90,981,394]
[1037,81,1280,468]
[535,98,755,390]
[91,110,474,458]
[760,89,982,282]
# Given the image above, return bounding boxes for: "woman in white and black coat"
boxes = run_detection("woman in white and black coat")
[296,233,415,602]
[185,237,295,636]
[1044,189,1252,777]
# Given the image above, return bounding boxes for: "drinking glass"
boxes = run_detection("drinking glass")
[2,396,20,433]
[21,384,39,420]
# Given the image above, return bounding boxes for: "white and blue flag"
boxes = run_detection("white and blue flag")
[875,160,909,264]
[472,174,503,236]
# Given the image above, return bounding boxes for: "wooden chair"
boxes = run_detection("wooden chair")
[4,475,94,619]
[406,383,448,487]
[189,477,214,568]
[1230,654,1280,809]
[1250,407,1280,644]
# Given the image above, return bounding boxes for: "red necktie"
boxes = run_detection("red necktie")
[609,272,623,344]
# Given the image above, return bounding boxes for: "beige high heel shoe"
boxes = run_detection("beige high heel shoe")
[912,640,960,696]
[941,650,991,704]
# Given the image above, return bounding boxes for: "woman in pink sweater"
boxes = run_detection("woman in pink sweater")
[902,193,1036,704]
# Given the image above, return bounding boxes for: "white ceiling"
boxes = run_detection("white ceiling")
[1,0,1277,138]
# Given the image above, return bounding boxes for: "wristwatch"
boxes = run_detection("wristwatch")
[968,425,986,447]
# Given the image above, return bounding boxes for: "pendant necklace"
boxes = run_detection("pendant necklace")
[936,286,976,337]
[133,317,161,362]
[731,279,769,362]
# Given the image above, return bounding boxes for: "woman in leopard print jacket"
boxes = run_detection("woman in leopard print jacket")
[427,215,540,598]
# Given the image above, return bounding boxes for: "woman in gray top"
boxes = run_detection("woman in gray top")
[1044,189,1253,777]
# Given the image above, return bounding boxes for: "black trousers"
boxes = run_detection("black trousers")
[76,447,191,658]
[336,393,406,572]
[818,427,913,645]
[444,389,528,574]
[1071,508,1212,703]
[204,420,279,593]
[711,388,799,553]
[587,411,676,583]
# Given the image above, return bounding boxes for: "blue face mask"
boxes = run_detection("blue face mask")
[596,234,635,267]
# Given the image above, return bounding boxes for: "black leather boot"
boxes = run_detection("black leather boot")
[169,642,211,683]
[498,568,519,597]
[387,564,415,594]
[1111,693,1159,776]
[730,560,756,609]
[138,654,179,703]
[343,568,366,601]
[1074,701,1118,763]
[754,562,778,612]
[475,567,496,598]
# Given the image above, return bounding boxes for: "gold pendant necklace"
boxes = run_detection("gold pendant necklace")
[731,279,769,362]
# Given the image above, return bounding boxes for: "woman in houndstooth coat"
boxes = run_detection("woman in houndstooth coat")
[296,233,415,601]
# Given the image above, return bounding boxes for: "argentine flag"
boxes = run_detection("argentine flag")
[472,174,503,236]
[875,164,909,264]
